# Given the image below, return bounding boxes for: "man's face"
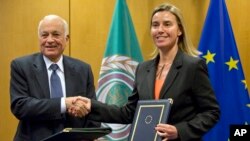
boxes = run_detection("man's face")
[38,18,68,62]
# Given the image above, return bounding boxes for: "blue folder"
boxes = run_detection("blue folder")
[128,99,173,141]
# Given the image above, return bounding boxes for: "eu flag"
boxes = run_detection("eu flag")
[96,0,143,140]
[198,0,250,140]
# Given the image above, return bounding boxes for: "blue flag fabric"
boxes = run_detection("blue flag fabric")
[198,0,250,140]
[96,0,143,140]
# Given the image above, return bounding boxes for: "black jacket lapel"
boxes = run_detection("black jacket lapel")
[146,63,156,99]
[33,54,50,98]
[160,51,183,99]
[63,56,77,97]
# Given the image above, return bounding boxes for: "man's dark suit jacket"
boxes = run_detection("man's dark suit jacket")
[89,50,220,141]
[10,53,99,141]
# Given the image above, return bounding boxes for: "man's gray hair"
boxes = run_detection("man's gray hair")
[37,14,69,37]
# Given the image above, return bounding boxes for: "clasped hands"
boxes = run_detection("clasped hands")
[65,96,91,118]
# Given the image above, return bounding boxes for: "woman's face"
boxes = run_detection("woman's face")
[151,11,182,50]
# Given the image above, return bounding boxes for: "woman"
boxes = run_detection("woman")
[72,3,220,141]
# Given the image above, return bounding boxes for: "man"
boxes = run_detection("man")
[10,15,99,141]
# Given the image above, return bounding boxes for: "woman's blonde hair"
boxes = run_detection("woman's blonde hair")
[150,3,200,58]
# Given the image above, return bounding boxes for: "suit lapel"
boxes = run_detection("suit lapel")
[63,56,77,97]
[145,58,159,99]
[159,51,183,99]
[33,54,50,98]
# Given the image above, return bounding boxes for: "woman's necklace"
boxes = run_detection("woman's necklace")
[157,64,165,79]
[156,63,172,79]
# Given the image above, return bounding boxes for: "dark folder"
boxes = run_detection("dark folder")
[40,127,112,141]
[128,99,173,141]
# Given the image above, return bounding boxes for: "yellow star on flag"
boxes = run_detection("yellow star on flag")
[225,57,239,71]
[247,104,250,108]
[203,50,216,64]
[242,80,248,89]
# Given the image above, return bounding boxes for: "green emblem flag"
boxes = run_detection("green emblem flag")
[96,0,143,140]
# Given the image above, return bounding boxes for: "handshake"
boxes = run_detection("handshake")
[65,96,91,118]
